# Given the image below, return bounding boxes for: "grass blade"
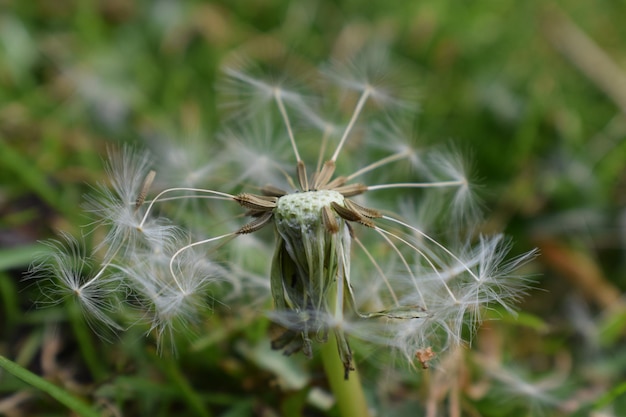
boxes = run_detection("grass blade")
[0,355,100,417]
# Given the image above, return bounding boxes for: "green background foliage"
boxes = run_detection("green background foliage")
[1,0,625,415]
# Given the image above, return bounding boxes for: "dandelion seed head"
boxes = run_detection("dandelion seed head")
[275,190,344,229]
[33,50,536,377]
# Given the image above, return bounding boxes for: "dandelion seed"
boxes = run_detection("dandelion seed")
[322,45,418,111]
[84,146,181,256]
[118,245,227,351]
[27,233,124,338]
[135,170,156,209]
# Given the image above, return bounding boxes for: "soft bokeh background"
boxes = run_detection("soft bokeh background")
[1,1,625,416]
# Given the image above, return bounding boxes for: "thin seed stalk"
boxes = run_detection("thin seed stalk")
[319,285,371,417]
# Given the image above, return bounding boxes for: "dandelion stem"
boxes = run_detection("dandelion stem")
[320,334,371,417]
[319,283,371,417]
[331,87,371,162]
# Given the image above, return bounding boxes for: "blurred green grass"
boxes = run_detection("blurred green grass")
[1,0,625,416]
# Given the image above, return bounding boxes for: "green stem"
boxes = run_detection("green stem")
[0,355,100,417]
[319,280,371,417]
[320,335,371,417]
